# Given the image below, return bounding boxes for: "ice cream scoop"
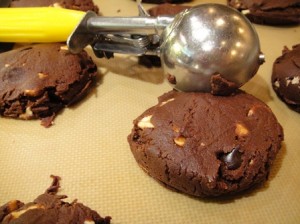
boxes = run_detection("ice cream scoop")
[0,3,264,92]
[159,4,265,92]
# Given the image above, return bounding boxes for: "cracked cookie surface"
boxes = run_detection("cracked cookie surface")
[128,90,283,197]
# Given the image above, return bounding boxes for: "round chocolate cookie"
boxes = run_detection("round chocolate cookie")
[0,43,98,127]
[128,90,283,197]
[0,175,111,224]
[272,44,300,113]
[9,0,99,13]
[138,4,191,68]
[227,0,300,25]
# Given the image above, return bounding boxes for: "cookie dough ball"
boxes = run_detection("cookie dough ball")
[272,44,300,112]
[128,90,283,197]
[227,0,300,25]
[0,43,98,127]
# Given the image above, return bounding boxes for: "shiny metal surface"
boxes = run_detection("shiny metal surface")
[160,4,263,92]
[68,14,174,54]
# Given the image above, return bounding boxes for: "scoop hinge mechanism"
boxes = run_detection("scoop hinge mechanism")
[67,3,174,58]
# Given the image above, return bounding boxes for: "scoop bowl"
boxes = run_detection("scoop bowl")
[160,4,265,92]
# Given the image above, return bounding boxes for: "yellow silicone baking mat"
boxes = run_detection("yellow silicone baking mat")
[0,0,299,223]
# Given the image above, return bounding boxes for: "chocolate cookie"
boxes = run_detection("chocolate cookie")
[9,0,99,13]
[272,44,300,112]
[0,43,98,127]
[138,4,191,68]
[227,0,300,25]
[0,175,111,224]
[128,90,283,197]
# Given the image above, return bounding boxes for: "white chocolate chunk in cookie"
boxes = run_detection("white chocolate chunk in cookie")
[241,9,250,15]
[249,159,254,165]
[10,204,44,219]
[60,45,69,51]
[159,98,175,107]
[138,115,154,129]
[172,125,180,133]
[247,109,254,116]
[19,107,34,119]
[24,89,39,97]
[274,80,280,88]
[51,2,63,8]
[285,76,299,86]
[235,123,249,137]
[38,72,48,79]
[174,136,186,147]
[291,76,300,85]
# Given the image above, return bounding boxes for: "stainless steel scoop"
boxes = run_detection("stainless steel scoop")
[160,4,265,92]
[68,3,264,92]
[0,2,264,92]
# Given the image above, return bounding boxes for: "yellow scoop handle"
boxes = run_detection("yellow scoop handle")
[0,7,85,42]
